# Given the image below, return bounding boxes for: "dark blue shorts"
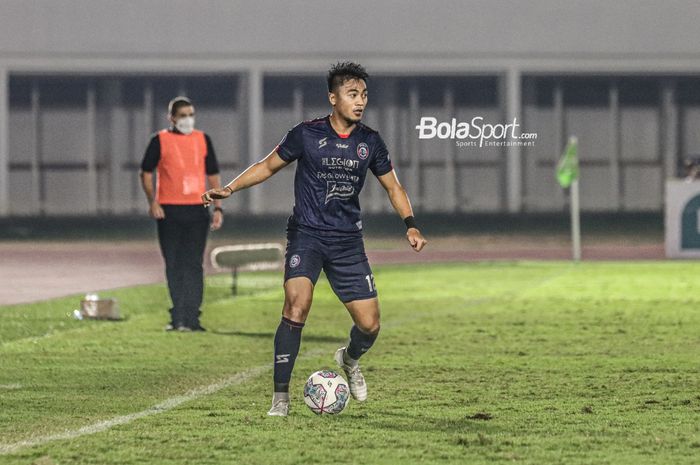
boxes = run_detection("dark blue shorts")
[284,226,377,303]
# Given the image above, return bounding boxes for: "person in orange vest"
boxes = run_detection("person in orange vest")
[140,96,223,331]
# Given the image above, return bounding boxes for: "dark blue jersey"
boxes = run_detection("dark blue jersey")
[275,115,393,236]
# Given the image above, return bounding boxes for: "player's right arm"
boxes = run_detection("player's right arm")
[201,150,289,205]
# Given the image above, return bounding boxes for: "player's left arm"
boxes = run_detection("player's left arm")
[377,170,427,252]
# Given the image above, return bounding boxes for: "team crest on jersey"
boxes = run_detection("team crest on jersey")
[289,254,301,268]
[356,142,369,160]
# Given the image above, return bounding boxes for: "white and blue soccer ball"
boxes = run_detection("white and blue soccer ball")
[303,370,350,415]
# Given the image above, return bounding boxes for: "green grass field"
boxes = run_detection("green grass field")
[1,261,699,465]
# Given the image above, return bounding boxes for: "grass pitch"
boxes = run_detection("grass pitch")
[1,261,699,464]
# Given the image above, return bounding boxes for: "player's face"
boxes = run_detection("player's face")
[329,79,368,124]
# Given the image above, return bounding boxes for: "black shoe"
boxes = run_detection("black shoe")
[190,324,207,332]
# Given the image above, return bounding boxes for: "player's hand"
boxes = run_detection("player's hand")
[149,201,165,220]
[202,187,232,206]
[210,209,223,231]
[406,228,427,252]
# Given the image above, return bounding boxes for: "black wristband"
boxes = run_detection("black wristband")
[214,207,224,213]
[403,216,417,230]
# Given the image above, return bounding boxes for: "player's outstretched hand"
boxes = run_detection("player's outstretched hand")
[406,228,427,252]
[201,187,232,206]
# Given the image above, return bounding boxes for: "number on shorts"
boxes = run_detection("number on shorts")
[365,274,375,292]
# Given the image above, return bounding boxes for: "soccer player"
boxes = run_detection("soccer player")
[202,62,427,416]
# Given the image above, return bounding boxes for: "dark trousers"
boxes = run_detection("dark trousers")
[156,205,210,327]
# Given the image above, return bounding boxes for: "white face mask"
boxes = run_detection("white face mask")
[175,116,195,135]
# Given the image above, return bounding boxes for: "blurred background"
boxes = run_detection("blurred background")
[2,0,699,301]
[3,0,698,216]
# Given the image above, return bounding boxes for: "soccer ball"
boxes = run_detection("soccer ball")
[303,370,350,415]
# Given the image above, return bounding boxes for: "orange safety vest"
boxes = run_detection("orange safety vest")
[156,129,208,205]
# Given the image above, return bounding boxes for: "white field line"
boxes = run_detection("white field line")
[0,384,22,390]
[0,349,326,456]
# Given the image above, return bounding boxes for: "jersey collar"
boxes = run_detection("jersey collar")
[325,114,358,139]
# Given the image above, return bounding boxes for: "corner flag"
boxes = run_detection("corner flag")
[556,135,581,261]
[556,136,579,188]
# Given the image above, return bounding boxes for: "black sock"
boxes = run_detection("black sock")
[273,317,305,393]
[346,325,379,360]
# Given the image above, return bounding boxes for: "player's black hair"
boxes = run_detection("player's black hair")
[327,61,369,93]
[168,96,193,116]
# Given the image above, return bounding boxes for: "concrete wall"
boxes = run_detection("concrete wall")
[2,1,699,59]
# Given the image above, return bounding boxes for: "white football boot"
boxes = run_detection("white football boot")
[267,393,290,417]
[334,347,368,402]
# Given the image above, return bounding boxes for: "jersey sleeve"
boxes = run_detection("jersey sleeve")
[369,134,393,177]
[140,134,161,172]
[275,124,305,163]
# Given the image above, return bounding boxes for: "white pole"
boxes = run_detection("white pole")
[570,178,582,261]
[505,67,523,213]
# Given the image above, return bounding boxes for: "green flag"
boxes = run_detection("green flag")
[556,136,579,188]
